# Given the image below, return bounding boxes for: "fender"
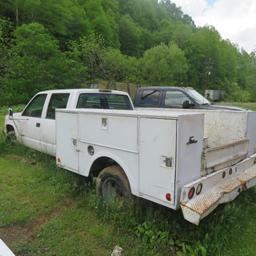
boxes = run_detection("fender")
[4,113,22,141]
[88,149,139,196]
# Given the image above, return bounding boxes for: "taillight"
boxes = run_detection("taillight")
[188,187,195,199]
[196,183,203,195]
[166,193,172,201]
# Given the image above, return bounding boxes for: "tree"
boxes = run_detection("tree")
[119,15,143,56]
[184,27,223,89]
[68,34,105,81]
[81,0,119,47]
[4,23,85,104]
[0,17,13,105]
[102,48,138,82]
[0,0,91,43]
[141,42,188,84]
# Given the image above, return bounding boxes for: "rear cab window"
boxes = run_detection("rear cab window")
[77,93,133,110]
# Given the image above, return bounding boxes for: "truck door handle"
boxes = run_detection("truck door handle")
[36,122,40,128]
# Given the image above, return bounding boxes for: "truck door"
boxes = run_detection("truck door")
[18,94,47,152]
[42,93,70,156]
[139,118,176,206]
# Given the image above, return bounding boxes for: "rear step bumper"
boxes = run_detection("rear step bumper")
[180,154,256,225]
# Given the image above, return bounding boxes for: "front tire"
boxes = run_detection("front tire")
[96,165,131,202]
[5,131,16,144]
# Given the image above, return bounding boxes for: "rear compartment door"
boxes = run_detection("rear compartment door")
[139,118,176,206]
[56,111,79,173]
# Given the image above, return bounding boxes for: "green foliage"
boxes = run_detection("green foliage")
[68,34,105,81]
[103,48,139,82]
[3,23,85,104]
[225,83,251,102]
[141,42,188,84]
[119,15,144,56]
[0,0,256,105]
[0,0,90,40]
[0,17,13,104]
[82,0,119,47]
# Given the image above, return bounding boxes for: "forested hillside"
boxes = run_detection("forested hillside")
[0,0,256,105]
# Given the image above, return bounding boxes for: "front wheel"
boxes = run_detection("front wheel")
[96,165,131,202]
[5,131,16,144]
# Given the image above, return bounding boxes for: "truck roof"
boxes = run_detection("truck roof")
[39,88,129,96]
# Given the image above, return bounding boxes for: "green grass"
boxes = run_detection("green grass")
[0,155,70,226]
[1,105,256,255]
[220,102,256,111]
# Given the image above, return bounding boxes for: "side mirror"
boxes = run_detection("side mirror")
[8,107,14,118]
[182,100,194,109]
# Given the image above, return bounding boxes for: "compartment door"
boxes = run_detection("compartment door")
[56,112,79,173]
[139,118,176,205]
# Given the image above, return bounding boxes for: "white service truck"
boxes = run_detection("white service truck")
[4,89,256,225]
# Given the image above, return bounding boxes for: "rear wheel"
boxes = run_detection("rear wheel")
[6,131,16,144]
[96,165,131,202]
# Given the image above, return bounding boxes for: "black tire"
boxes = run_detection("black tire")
[96,165,131,202]
[5,131,16,144]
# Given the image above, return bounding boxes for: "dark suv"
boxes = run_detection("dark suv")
[134,87,244,111]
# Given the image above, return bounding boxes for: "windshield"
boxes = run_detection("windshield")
[186,88,210,105]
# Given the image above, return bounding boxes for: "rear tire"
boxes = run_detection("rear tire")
[5,131,16,144]
[96,165,131,202]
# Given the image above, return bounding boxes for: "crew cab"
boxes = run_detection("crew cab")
[134,86,244,111]
[5,89,134,156]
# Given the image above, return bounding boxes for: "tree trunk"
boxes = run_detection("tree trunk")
[15,4,19,26]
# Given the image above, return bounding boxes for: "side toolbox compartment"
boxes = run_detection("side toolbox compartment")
[139,118,177,207]
[56,111,79,173]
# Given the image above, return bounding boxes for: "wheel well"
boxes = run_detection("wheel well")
[6,125,15,134]
[90,157,118,178]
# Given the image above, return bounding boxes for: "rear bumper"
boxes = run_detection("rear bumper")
[180,154,256,225]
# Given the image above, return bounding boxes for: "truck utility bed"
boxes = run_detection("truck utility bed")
[56,108,256,225]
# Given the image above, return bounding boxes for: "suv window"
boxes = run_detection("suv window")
[46,93,70,119]
[164,91,192,108]
[139,90,160,107]
[77,93,132,110]
[22,94,47,117]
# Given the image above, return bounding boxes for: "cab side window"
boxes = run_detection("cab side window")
[164,91,191,108]
[46,93,70,119]
[22,94,47,117]
[139,90,160,107]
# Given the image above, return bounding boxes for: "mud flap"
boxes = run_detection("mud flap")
[180,164,256,225]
